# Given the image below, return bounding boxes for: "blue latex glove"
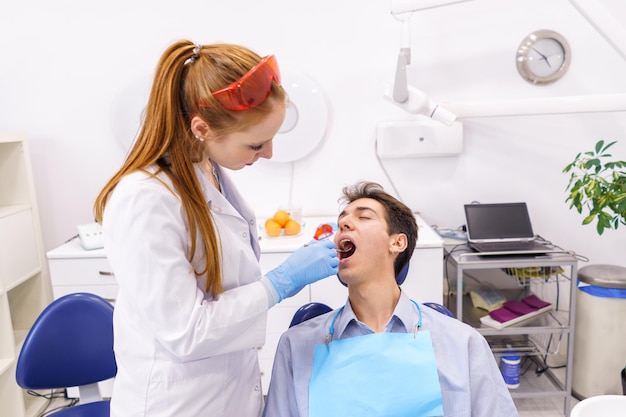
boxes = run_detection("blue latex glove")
[266,238,339,302]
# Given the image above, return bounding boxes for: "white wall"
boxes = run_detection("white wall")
[1,0,625,268]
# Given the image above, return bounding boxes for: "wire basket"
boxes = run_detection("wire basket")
[501,266,565,287]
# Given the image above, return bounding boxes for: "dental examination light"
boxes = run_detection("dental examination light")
[377,0,464,163]
[385,51,457,126]
[384,2,462,126]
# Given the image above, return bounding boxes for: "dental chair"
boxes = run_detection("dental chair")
[16,292,117,416]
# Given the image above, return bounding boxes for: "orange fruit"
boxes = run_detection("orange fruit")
[264,218,282,237]
[284,219,301,236]
[273,210,291,227]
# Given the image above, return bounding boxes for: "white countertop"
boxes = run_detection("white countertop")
[47,214,443,258]
[258,214,443,253]
[414,214,445,249]
[47,238,105,259]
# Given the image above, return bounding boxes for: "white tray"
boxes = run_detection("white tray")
[479,304,553,329]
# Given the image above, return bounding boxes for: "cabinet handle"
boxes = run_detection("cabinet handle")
[99,271,115,276]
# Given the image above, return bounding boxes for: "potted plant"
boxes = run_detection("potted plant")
[563,140,626,235]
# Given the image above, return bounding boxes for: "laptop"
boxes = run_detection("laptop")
[464,202,551,254]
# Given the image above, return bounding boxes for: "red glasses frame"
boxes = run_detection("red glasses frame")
[210,55,281,111]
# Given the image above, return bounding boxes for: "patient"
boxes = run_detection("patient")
[263,181,519,417]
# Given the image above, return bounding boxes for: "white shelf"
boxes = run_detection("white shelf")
[13,330,28,352]
[0,358,12,374]
[0,205,31,217]
[0,133,53,417]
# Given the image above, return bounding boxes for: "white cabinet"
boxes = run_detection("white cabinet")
[47,215,444,396]
[47,240,114,301]
[0,132,53,417]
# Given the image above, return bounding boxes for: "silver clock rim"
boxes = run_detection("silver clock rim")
[516,29,571,85]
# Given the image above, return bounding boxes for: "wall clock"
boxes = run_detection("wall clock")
[516,29,571,85]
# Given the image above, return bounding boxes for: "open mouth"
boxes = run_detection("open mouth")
[337,239,356,259]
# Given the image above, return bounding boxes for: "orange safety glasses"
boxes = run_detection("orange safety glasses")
[209,55,281,111]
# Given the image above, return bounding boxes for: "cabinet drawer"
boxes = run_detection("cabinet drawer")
[48,257,116,286]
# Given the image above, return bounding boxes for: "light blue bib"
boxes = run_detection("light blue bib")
[309,301,444,417]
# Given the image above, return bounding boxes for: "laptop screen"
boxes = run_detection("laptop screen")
[464,203,535,242]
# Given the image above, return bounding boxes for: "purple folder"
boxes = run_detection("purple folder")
[503,300,536,315]
[521,294,551,309]
[489,307,521,323]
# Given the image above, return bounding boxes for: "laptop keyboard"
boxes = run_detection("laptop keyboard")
[470,240,548,253]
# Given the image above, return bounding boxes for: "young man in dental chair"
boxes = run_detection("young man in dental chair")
[263,181,518,417]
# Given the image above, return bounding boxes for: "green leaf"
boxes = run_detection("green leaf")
[601,140,618,154]
[595,140,605,154]
[582,214,595,225]
[584,158,600,169]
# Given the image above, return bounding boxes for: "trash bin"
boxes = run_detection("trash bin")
[572,264,626,399]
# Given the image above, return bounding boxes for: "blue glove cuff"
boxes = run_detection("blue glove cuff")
[260,275,281,307]
[265,265,290,303]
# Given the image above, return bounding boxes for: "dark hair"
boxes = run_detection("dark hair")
[339,181,418,278]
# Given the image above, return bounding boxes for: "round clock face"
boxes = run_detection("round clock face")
[516,30,571,85]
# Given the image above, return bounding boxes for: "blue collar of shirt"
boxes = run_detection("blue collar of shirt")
[332,291,420,339]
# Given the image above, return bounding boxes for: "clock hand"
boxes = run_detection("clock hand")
[532,47,552,68]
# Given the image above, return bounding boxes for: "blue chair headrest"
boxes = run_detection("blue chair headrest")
[289,302,333,327]
[423,302,454,318]
[16,292,117,390]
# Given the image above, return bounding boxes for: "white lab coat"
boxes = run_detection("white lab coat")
[102,163,269,417]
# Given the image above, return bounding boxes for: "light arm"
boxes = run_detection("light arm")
[387,11,456,125]
[392,48,411,103]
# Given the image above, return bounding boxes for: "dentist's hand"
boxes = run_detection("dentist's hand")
[266,238,339,302]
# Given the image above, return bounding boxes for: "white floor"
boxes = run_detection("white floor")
[512,361,579,417]
[516,397,578,417]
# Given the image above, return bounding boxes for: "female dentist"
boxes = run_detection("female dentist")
[93,40,338,417]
